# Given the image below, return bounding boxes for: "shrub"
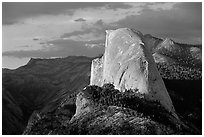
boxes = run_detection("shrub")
[82,84,178,129]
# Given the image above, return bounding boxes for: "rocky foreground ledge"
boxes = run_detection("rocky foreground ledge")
[23,28,200,135]
[24,84,199,135]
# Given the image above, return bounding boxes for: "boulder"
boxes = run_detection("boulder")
[70,91,93,122]
[90,28,177,116]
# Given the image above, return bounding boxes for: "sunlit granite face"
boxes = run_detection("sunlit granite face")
[90,56,104,87]
[90,28,177,117]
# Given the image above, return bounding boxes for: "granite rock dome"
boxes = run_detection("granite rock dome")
[90,28,177,117]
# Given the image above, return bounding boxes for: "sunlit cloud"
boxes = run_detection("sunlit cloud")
[147,2,178,11]
[85,43,105,48]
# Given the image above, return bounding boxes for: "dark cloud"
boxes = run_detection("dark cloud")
[33,38,40,41]
[40,42,46,45]
[116,2,202,44]
[3,39,105,58]
[2,2,131,25]
[94,19,104,27]
[74,18,87,22]
[105,2,133,10]
[19,45,31,48]
[2,20,18,25]
[2,2,105,25]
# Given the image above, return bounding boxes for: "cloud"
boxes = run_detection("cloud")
[3,39,105,58]
[60,19,115,42]
[18,45,32,48]
[2,2,145,49]
[67,3,146,26]
[61,29,91,38]
[147,2,177,11]
[74,18,87,22]
[2,2,110,25]
[94,19,106,27]
[105,2,133,9]
[2,2,202,69]
[59,18,123,43]
[2,2,136,25]
[2,20,18,25]
[3,2,140,54]
[85,43,105,48]
[33,37,40,41]
[115,2,202,44]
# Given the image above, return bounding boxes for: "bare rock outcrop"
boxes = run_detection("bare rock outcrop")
[70,91,93,122]
[90,28,177,116]
[90,56,104,87]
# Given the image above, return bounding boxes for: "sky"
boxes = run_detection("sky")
[2,2,202,69]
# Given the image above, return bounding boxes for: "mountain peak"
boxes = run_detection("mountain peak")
[162,38,174,45]
[155,37,179,52]
[27,58,36,65]
[90,28,177,117]
[131,28,143,38]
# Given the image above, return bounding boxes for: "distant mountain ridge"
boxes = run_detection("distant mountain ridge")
[2,56,92,134]
[143,34,202,69]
